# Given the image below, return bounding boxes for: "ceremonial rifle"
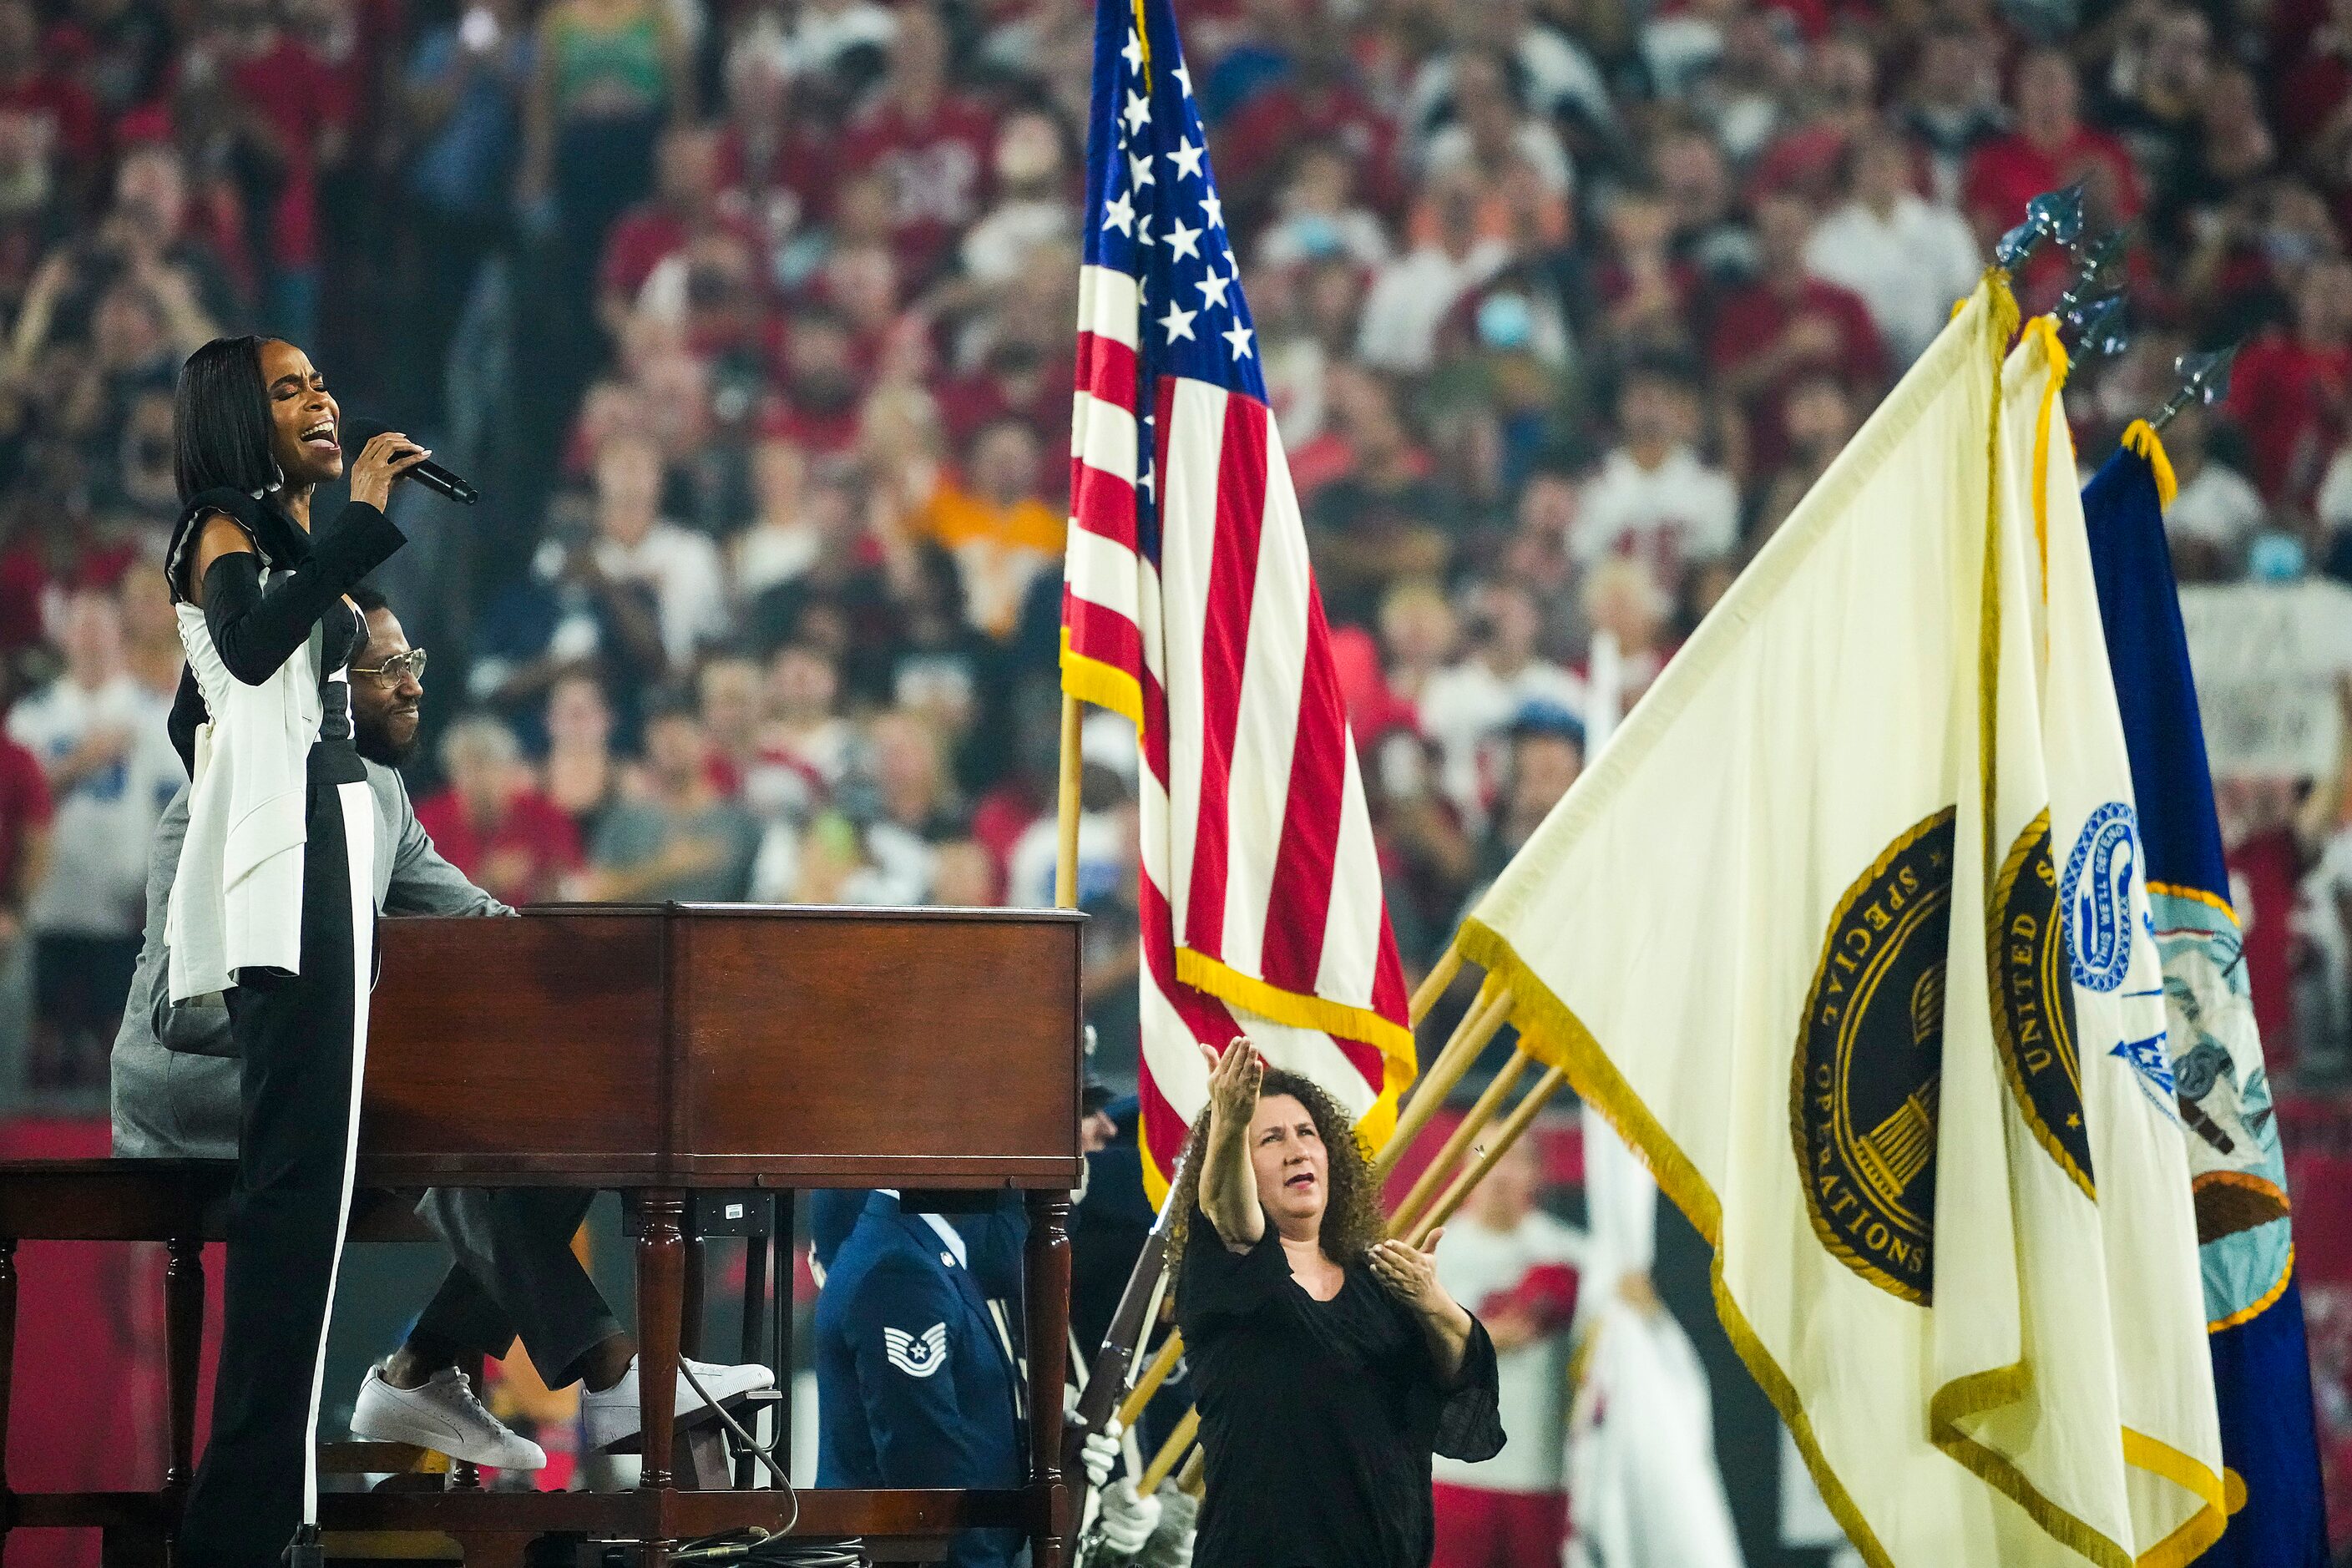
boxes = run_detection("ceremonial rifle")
[1062,1142,1192,1481]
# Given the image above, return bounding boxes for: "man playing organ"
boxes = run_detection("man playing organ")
[113,583,773,1474]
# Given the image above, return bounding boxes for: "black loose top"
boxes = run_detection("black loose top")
[1176,1206,1504,1568]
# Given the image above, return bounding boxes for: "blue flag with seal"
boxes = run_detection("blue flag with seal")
[2081,421,2330,1566]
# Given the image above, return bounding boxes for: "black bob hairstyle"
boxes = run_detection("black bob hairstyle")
[174,335,282,503]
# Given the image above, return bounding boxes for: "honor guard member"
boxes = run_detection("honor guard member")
[816,1189,1025,1568]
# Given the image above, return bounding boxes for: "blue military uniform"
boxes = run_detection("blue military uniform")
[815,1191,1025,1568]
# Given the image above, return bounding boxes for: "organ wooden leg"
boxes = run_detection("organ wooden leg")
[164,1236,202,1500]
[635,1189,685,1564]
[1024,1193,1071,1568]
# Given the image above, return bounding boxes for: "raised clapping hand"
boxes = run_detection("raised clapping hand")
[1196,1036,1267,1247]
[1200,1036,1262,1130]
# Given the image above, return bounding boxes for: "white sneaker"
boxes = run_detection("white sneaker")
[581,1356,776,1450]
[351,1365,549,1470]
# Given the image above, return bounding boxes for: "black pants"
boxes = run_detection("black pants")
[412,1187,620,1387]
[180,749,375,1568]
[32,931,139,1089]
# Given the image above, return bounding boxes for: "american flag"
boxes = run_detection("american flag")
[1060,0,1415,1194]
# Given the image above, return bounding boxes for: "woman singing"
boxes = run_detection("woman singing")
[163,336,427,1568]
[1171,1039,1505,1568]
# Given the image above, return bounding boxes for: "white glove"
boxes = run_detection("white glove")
[1138,1483,1197,1568]
[1097,1477,1163,1557]
[1081,1419,1125,1489]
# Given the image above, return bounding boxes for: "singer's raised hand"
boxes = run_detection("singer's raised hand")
[348,429,432,512]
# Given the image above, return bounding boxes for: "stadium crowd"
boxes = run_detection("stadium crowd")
[0,0,2349,1130]
[0,0,2349,1100]
[0,0,2349,1545]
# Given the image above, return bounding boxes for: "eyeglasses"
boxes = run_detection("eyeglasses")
[352,649,427,686]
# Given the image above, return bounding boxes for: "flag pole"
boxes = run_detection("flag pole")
[1055,692,1085,908]
[1404,1064,1568,1248]
[1389,1048,1531,1233]
[1115,1334,1184,1429]
[1408,948,1463,1020]
[1136,1408,1200,1493]
[1370,978,1514,1180]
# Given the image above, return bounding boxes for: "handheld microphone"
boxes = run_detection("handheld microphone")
[340,417,480,505]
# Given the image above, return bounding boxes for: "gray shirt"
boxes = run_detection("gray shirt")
[111,761,512,1158]
[589,797,761,903]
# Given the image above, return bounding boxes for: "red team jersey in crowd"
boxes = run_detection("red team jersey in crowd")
[1430,1211,1586,1568]
[838,94,997,286]
[413,788,584,907]
[222,35,350,270]
[2225,824,2306,1072]
[1706,276,1884,468]
[0,69,100,182]
[599,203,766,302]
[2228,331,2352,504]
[0,733,53,912]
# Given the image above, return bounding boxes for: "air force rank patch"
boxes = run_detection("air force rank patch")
[883,1323,949,1378]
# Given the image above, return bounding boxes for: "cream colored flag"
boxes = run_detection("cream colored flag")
[1454,276,2208,1567]
[1970,322,2225,1565]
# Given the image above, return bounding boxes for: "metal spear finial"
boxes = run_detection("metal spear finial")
[2056,230,2125,316]
[2150,343,2241,431]
[2063,292,2131,359]
[1995,183,2086,271]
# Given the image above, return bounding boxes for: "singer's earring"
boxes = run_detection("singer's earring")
[268,461,286,493]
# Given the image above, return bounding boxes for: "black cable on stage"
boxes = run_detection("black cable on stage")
[670,1535,865,1567]
[667,1362,866,1566]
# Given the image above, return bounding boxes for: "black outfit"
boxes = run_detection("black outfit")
[31,931,139,1087]
[407,1187,617,1382]
[164,488,404,1568]
[1176,1206,1504,1568]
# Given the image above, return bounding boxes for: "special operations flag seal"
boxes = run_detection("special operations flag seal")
[1988,808,2096,1198]
[1792,807,1955,1305]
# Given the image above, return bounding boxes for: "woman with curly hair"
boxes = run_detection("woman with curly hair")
[1170,1037,1505,1568]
